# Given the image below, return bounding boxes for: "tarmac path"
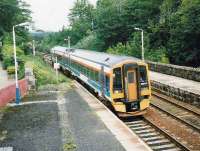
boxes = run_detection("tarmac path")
[0,62,15,89]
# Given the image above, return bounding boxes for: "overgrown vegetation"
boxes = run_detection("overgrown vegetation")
[0,0,32,79]
[25,56,68,87]
[1,34,26,79]
[38,0,200,67]
[74,31,105,51]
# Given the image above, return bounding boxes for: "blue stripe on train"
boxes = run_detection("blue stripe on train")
[60,63,110,98]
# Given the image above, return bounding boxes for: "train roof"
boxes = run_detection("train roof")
[51,46,142,67]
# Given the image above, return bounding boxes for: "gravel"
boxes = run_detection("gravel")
[145,107,200,150]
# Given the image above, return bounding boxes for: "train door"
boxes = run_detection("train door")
[126,70,138,101]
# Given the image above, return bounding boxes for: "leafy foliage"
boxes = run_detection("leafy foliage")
[38,0,200,67]
[0,0,32,79]
[1,34,24,69]
[74,31,104,51]
[7,66,15,75]
[149,0,200,66]
[0,0,31,45]
[0,0,31,37]
[68,0,94,44]
[25,56,68,86]
[95,0,162,48]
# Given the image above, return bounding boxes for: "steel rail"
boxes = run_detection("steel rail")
[152,91,200,117]
[143,117,191,151]
[151,103,200,133]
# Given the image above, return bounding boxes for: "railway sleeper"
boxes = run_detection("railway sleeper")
[143,136,165,141]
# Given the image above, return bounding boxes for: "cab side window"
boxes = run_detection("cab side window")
[113,67,122,91]
[139,66,148,88]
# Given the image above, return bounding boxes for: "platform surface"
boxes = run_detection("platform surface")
[65,86,126,151]
[74,82,152,151]
[150,71,200,94]
[0,82,151,151]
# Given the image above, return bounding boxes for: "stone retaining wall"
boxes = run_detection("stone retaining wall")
[151,80,200,107]
[147,61,200,82]
[25,67,36,91]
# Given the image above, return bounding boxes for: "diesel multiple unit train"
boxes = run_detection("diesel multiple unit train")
[50,46,151,116]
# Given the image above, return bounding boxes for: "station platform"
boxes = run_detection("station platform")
[0,81,151,151]
[71,82,152,151]
[150,71,200,95]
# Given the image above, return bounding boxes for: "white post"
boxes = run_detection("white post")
[13,26,20,104]
[56,56,58,83]
[68,36,70,49]
[91,20,94,31]
[32,40,35,56]
[135,27,145,62]
[141,30,144,61]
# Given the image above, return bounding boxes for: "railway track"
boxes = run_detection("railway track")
[73,80,199,151]
[75,76,191,150]
[151,91,200,133]
[124,118,190,151]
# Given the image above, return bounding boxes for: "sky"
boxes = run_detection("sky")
[24,0,97,32]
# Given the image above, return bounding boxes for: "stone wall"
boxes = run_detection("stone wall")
[147,61,200,82]
[25,67,36,91]
[151,80,200,107]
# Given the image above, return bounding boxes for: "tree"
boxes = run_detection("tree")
[0,0,31,56]
[0,0,31,35]
[167,0,200,66]
[95,0,162,49]
[150,0,200,66]
[95,0,127,48]
[69,0,94,44]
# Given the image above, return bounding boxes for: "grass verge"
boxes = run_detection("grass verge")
[24,55,70,87]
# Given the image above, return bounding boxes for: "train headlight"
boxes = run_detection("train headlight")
[114,90,119,93]
[114,90,122,93]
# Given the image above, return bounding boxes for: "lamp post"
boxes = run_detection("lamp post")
[64,36,71,49]
[135,27,144,61]
[13,22,29,104]
[67,36,70,49]
[32,40,35,56]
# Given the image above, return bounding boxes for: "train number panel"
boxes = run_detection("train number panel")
[51,46,151,116]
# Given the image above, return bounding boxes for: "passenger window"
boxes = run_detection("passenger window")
[113,68,122,91]
[106,76,110,90]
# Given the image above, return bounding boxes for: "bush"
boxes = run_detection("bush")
[2,57,13,69]
[145,47,169,63]
[2,44,24,57]
[107,40,169,63]
[18,60,25,79]
[6,59,25,79]
[7,66,15,75]
[2,44,24,69]
[25,56,68,86]
[107,42,142,59]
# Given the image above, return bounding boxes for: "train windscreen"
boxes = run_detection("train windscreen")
[139,66,148,88]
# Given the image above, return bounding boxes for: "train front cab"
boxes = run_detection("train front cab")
[110,61,151,116]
